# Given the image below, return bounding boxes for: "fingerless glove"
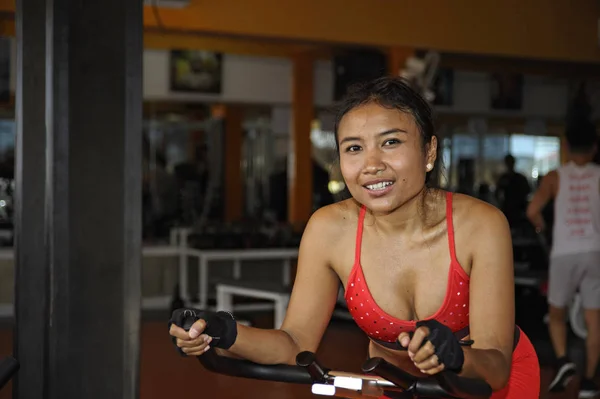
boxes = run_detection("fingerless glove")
[416,319,465,372]
[170,308,238,350]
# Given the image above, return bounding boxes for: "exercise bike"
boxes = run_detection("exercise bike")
[0,356,19,391]
[177,310,492,399]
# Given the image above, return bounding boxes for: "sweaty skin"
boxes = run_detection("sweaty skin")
[171,102,517,392]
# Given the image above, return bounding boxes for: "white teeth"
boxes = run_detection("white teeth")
[366,181,393,191]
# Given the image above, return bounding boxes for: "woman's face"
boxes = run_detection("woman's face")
[337,102,436,214]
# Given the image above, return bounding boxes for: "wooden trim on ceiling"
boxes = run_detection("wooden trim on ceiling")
[0,0,599,63]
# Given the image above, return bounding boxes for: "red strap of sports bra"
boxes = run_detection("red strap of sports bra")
[355,206,367,263]
[446,192,457,263]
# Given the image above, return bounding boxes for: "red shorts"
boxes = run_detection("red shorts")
[379,327,540,399]
[491,327,540,398]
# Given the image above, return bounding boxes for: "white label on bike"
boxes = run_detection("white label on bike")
[334,376,363,391]
[311,384,336,396]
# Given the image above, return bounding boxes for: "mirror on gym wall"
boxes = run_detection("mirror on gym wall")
[142,115,223,242]
[443,123,561,205]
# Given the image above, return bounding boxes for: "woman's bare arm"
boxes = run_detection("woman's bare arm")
[222,206,342,365]
[458,203,515,390]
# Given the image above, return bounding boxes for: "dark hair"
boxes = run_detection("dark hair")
[333,76,441,186]
[565,83,597,154]
[566,120,597,154]
[504,154,515,167]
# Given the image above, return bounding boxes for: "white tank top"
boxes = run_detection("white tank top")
[551,161,600,257]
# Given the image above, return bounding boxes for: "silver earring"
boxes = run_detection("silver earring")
[426,163,433,171]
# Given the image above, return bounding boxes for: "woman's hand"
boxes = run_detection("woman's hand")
[169,319,213,357]
[397,320,465,375]
[398,326,445,375]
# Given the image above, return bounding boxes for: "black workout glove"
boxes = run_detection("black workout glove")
[415,319,466,372]
[169,308,238,352]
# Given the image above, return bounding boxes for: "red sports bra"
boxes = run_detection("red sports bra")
[344,192,470,343]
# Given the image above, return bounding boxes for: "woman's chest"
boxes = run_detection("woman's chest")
[333,231,456,322]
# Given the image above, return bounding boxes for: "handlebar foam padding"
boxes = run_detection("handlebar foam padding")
[197,348,314,385]
[0,357,19,391]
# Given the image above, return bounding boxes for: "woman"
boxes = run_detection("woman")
[169,76,540,398]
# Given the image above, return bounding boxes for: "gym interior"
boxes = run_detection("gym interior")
[0,1,599,398]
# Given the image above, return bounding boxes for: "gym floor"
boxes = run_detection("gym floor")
[0,311,588,399]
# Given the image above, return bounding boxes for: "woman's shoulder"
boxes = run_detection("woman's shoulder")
[450,192,510,236]
[298,199,361,261]
[306,199,361,234]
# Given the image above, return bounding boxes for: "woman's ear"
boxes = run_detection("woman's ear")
[426,136,438,170]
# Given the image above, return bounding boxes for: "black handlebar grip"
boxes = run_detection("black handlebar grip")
[362,357,415,391]
[295,351,328,383]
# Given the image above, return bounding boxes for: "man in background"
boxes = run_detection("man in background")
[527,121,600,398]
[496,154,531,226]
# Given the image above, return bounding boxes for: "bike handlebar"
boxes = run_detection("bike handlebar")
[362,357,492,399]
[198,342,492,399]
[197,348,491,398]
[176,309,492,398]
[0,357,19,391]
[198,349,315,384]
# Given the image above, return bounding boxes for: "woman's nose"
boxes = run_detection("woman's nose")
[363,151,385,174]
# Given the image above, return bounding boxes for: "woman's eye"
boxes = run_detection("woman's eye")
[383,139,401,146]
[345,145,361,152]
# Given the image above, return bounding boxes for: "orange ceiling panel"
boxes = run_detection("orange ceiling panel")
[1,0,598,63]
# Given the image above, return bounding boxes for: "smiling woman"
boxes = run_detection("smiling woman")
[333,78,442,218]
[169,76,540,399]
[330,76,540,398]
